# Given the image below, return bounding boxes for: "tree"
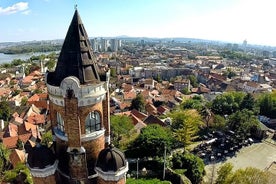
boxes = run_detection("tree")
[41,131,53,148]
[258,93,276,118]
[110,115,134,147]
[182,87,190,95]
[211,92,246,115]
[227,109,260,139]
[211,114,226,131]
[0,143,11,180]
[240,93,255,111]
[110,68,116,77]
[45,59,56,71]
[215,163,233,184]
[182,95,203,111]
[0,101,11,121]
[187,75,198,88]
[21,97,28,106]
[216,163,270,184]
[171,152,205,184]
[16,139,24,150]
[127,178,170,184]
[126,124,175,158]
[169,110,203,149]
[130,94,146,112]
[3,163,33,184]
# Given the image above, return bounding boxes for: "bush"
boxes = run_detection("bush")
[171,152,205,184]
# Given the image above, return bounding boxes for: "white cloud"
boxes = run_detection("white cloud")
[0,2,29,15]
[22,10,31,15]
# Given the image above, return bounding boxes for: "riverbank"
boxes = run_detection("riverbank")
[0,51,59,64]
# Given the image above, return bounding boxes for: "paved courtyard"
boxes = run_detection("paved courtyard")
[204,141,276,183]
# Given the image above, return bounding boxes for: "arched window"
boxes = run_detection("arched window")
[57,112,64,133]
[85,111,101,134]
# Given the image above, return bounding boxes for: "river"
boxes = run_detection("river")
[0,52,59,64]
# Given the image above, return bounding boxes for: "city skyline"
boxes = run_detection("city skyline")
[1,0,276,46]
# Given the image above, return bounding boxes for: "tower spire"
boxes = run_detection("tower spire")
[47,9,100,86]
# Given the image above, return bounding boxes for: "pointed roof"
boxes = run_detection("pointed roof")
[47,10,100,86]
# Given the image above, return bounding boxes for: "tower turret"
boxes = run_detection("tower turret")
[46,9,110,183]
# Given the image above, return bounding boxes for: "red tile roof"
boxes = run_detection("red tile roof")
[130,109,148,120]
[26,114,45,125]
[9,149,26,167]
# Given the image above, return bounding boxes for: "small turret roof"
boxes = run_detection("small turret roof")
[47,10,100,86]
[96,145,127,172]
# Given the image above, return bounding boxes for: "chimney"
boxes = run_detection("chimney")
[0,119,4,130]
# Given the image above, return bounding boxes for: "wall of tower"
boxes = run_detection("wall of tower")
[102,93,110,146]
[82,135,105,161]
[64,96,81,147]
[32,175,56,184]
[97,177,126,184]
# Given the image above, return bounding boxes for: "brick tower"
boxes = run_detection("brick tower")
[46,9,111,183]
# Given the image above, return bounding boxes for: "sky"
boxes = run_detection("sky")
[1,0,276,46]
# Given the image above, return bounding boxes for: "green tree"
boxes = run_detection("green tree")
[127,178,170,184]
[240,93,255,111]
[110,68,116,77]
[16,139,24,150]
[216,163,270,184]
[182,95,203,111]
[33,88,43,94]
[45,59,56,71]
[226,167,268,184]
[110,115,134,147]
[21,96,28,106]
[0,143,11,180]
[169,110,203,149]
[258,93,276,118]
[130,93,146,112]
[3,163,33,184]
[172,152,205,184]
[211,92,245,115]
[126,124,175,158]
[182,87,190,95]
[227,109,260,139]
[11,59,24,66]
[215,163,233,184]
[187,75,198,88]
[211,114,226,131]
[0,101,11,121]
[41,131,53,148]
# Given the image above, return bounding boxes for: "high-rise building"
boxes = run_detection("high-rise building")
[91,38,98,52]
[110,39,120,52]
[100,38,108,52]
[27,9,128,184]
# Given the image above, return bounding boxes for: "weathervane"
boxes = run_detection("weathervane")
[74,0,78,10]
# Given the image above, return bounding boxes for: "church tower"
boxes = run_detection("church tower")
[46,9,111,183]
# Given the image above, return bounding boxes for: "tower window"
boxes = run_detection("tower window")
[57,112,65,134]
[85,111,101,134]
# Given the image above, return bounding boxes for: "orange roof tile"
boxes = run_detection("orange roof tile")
[130,109,147,120]
[123,91,136,100]
[9,149,26,167]
[28,94,40,102]
[26,114,45,125]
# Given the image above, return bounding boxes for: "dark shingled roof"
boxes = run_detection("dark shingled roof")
[27,144,56,169]
[96,145,127,172]
[47,10,100,86]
